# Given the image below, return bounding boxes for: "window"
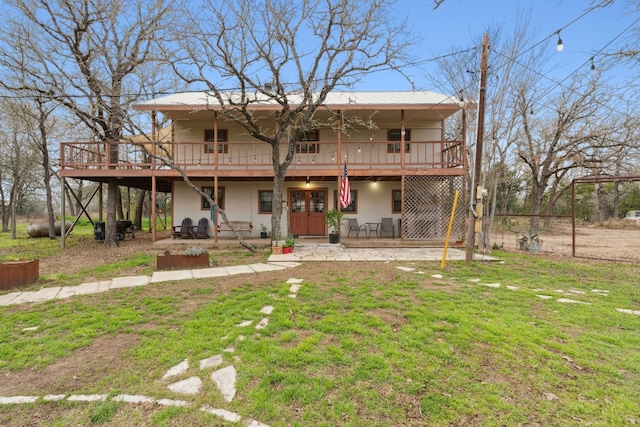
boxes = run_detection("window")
[392,189,402,213]
[204,129,228,153]
[202,186,224,210]
[259,190,273,213]
[333,189,357,213]
[387,128,411,153]
[296,130,319,153]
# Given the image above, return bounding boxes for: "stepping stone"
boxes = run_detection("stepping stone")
[110,276,150,289]
[557,298,590,305]
[286,278,303,284]
[22,327,38,332]
[43,395,65,401]
[163,359,189,380]
[113,394,155,404]
[167,376,203,395]
[236,320,252,327]
[468,278,480,282]
[200,355,223,370]
[200,406,242,422]
[616,308,640,316]
[536,295,553,300]
[395,266,415,272]
[248,263,287,272]
[260,305,274,314]
[289,284,301,293]
[28,287,61,302]
[256,318,269,330]
[157,398,191,407]
[211,366,237,402]
[0,292,22,306]
[431,274,443,279]
[56,287,77,299]
[67,394,107,402]
[192,267,228,279]
[224,265,254,275]
[506,286,519,291]
[75,282,102,295]
[481,283,500,288]
[0,396,38,404]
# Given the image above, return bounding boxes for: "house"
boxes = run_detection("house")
[59,91,467,241]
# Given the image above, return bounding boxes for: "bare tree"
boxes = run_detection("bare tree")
[429,16,548,250]
[0,0,174,246]
[514,71,612,230]
[169,0,414,241]
[0,100,41,238]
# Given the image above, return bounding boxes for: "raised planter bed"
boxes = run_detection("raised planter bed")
[0,259,39,290]
[156,253,209,271]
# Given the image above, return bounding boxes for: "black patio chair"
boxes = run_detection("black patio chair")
[172,217,193,239]
[192,217,210,239]
[347,218,367,238]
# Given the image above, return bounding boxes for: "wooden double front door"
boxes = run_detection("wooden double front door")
[289,189,327,236]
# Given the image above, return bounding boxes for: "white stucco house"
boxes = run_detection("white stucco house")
[60,91,467,241]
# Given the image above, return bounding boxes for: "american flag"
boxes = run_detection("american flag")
[339,163,352,209]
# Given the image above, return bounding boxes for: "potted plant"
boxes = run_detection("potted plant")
[324,208,344,244]
[156,246,210,270]
[518,230,542,253]
[271,226,283,254]
[283,236,295,254]
[260,223,268,238]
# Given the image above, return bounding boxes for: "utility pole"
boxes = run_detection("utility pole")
[465,33,489,262]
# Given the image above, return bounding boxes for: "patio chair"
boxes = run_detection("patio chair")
[347,218,367,238]
[380,217,395,238]
[192,217,210,239]
[172,217,193,239]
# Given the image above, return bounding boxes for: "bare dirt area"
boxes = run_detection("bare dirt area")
[491,221,640,262]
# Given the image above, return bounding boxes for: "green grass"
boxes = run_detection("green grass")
[0,246,639,425]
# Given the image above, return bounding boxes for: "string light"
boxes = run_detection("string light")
[556,31,564,52]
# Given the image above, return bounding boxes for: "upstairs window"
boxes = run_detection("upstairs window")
[296,130,319,153]
[387,128,411,153]
[204,129,228,153]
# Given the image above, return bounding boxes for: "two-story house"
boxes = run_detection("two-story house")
[60,91,467,242]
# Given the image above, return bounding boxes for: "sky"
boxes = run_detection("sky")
[353,0,640,92]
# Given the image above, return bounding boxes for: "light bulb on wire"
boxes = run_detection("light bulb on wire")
[556,31,564,52]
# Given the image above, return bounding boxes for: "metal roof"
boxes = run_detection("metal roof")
[134,90,461,111]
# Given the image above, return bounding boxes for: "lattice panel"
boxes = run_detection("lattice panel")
[402,176,466,240]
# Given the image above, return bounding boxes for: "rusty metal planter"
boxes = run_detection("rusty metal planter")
[0,259,39,290]
[156,253,209,270]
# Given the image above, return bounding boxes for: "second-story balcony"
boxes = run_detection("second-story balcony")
[60,139,466,179]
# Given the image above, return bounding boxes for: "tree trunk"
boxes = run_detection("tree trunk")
[0,172,7,233]
[596,183,609,224]
[134,189,146,230]
[10,184,18,239]
[529,182,544,230]
[105,181,118,246]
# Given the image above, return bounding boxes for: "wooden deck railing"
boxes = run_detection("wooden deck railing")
[60,140,465,173]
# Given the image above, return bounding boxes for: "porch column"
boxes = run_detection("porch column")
[151,175,157,242]
[400,109,406,170]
